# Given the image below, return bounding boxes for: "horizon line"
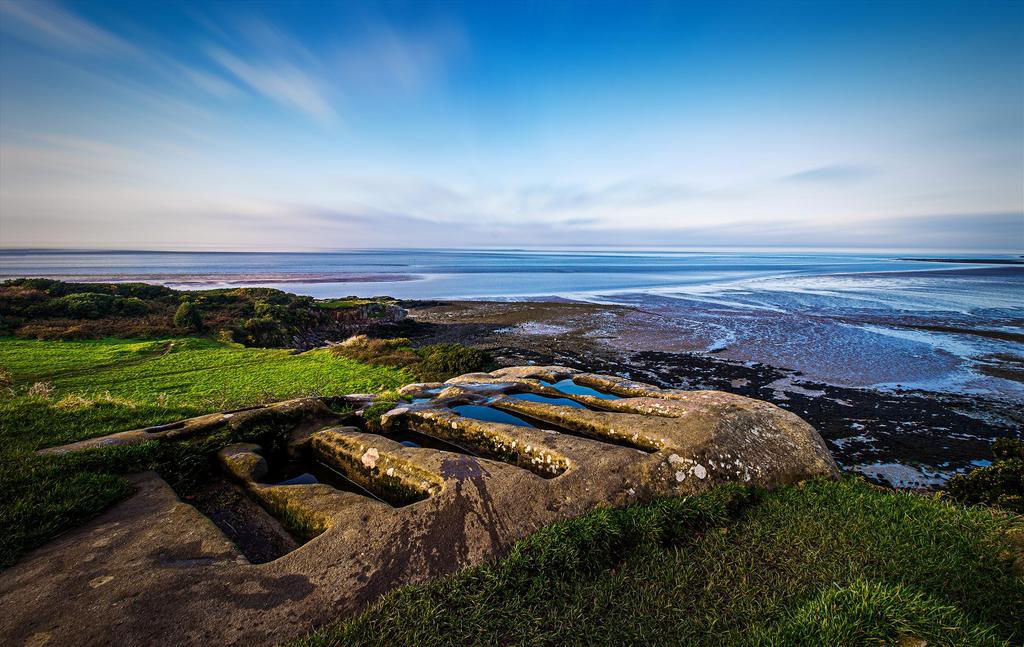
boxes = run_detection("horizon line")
[1,245,1023,256]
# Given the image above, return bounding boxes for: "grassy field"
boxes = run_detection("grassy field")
[0,336,411,566]
[2,337,1021,646]
[299,478,1023,647]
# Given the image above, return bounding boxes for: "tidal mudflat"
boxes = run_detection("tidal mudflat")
[399,293,1023,488]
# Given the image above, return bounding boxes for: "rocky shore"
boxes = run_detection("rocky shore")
[395,299,1023,488]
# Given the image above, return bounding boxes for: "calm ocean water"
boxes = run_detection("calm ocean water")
[1,248,1019,298]
[2,249,1022,397]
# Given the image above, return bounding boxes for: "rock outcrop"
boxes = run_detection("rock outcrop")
[3,366,837,646]
[291,302,407,349]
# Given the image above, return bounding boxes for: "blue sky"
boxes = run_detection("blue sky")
[0,0,1021,250]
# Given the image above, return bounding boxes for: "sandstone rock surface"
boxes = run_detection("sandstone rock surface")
[2,366,837,646]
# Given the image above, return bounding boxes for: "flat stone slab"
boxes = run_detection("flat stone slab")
[1,367,838,646]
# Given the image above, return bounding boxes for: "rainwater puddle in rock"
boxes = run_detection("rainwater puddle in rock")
[385,429,481,457]
[267,457,382,500]
[541,379,623,400]
[508,392,587,408]
[452,404,536,427]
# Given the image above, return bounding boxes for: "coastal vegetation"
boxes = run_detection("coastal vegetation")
[948,438,1024,513]
[331,334,495,381]
[0,278,398,347]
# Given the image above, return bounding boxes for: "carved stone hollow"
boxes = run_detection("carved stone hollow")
[0,366,838,646]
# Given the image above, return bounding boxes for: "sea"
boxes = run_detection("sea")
[2,249,1022,400]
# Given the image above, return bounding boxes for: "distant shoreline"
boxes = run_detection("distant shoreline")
[898,257,1024,265]
[0,273,421,285]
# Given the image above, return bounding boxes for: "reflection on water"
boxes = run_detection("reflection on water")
[452,404,535,427]
[542,379,622,400]
[268,458,373,498]
[508,392,588,408]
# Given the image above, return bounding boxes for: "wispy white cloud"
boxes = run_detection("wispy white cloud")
[156,56,240,100]
[783,164,877,183]
[199,12,466,123]
[0,0,136,55]
[0,2,464,126]
[207,46,336,123]
[0,0,237,117]
[333,19,467,92]
[510,180,702,213]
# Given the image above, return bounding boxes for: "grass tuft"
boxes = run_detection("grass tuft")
[752,579,1005,646]
[295,478,1023,647]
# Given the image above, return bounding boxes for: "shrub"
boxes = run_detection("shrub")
[15,317,177,341]
[117,297,149,316]
[330,336,494,381]
[946,438,1024,513]
[46,292,150,319]
[1,278,390,347]
[253,299,290,321]
[51,293,112,318]
[173,302,203,331]
[331,335,420,368]
[239,317,289,347]
[993,437,1024,461]
[108,282,176,300]
[412,343,494,381]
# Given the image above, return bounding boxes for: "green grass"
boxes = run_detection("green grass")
[0,336,411,567]
[3,337,1022,645]
[296,478,1023,647]
[316,298,382,309]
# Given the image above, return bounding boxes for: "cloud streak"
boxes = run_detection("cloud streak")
[333,19,467,93]
[0,0,136,55]
[783,164,877,183]
[208,46,336,123]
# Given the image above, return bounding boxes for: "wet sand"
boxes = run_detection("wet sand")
[396,299,1023,489]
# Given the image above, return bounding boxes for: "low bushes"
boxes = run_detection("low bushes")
[51,292,150,319]
[173,301,203,331]
[1,279,398,347]
[414,343,494,381]
[947,438,1024,513]
[331,335,495,381]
